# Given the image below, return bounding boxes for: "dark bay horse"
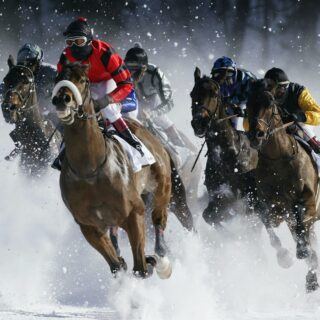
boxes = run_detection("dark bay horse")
[247,79,320,292]
[1,56,60,176]
[51,63,193,278]
[190,67,258,226]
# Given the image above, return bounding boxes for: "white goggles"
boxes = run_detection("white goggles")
[65,36,88,47]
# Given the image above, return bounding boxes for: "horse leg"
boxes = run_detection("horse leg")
[256,201,293,268]
[109,226,121,256]
[305,243,319,292]
[293,203,312,259]
[266,226,294,269]
[79,223,127,275]
[170,163,194,231]
[122,207,151,277]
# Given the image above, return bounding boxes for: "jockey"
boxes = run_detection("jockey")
[1,43,58,125]
[211,56,256,131]
[57,17,143,155]
[264,67,320,153]
[124,43,186,148]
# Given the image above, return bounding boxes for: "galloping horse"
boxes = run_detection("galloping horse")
[1,55,60,176]
[247,79,320,292]
[190,67,258,226]
[51,63,192,278]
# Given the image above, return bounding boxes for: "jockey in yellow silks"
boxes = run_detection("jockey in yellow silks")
[244,67,320,153]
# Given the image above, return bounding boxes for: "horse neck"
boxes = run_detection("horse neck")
[209,101,240,154]
[19,91,43,127]
[260,121,295,160]
[63,103,107,177]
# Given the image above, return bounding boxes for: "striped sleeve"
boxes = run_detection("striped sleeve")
[57,52,68,73]
[100,46,133,103]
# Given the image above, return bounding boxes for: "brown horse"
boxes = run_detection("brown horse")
[51,63,192,278]
[190,67,258,226]
[1,56,60,176]
[247,79,320,292]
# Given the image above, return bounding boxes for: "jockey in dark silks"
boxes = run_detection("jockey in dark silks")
[211,56,256,131]
[1,43,58,126]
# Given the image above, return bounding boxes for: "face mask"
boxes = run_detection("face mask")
[70,42,93,60]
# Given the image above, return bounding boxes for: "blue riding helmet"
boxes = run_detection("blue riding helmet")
[17,43,44,66]
[211,56,237,89]
[212,56,237,70]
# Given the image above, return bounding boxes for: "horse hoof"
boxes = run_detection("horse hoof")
[277,248,294,269]
[154,254,172,279]
[306,272,319,293]
[111,257,127,277]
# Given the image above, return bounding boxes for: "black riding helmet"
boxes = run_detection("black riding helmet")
[125,44,148,67]
[125,44,148,82]
[264,67,290,100]
[63,17,93,60]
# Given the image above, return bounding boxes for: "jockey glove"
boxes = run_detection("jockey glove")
[93,94,110,113]
[230,104,245,117]
[288,111,307,123]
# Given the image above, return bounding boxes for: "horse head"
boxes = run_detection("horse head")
[190,67,221,137]
[2,55,36,124]
[52,62,90,125]
[246,79,283,150]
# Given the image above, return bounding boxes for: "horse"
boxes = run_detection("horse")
[246,79,320,292]
[51,62,193,278]
[1,55,60,176]
[190,67,258,226]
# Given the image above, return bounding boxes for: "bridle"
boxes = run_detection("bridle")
[254,91,294,141]
[4,65,38,114]
[191,78,239,138]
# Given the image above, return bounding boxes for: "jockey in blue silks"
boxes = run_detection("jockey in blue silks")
[210,56,256,131]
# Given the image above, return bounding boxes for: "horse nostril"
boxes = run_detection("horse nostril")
[9,105,16,111]
[256,130,265,139]
[63,94,71,103]
[52,96,60,106]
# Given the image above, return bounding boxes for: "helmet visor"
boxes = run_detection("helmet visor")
[212,68,235,84]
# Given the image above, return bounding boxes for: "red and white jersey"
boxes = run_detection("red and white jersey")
[57,39,132,103]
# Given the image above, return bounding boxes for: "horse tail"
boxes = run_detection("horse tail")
[169,156,194,231]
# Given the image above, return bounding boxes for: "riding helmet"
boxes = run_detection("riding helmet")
[264,68,289,84]
[17,43,43,66]
[212,56,237,71]
[63,17,93,60]
[125,43,148,67]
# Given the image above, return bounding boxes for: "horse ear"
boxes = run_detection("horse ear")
[8,55,15,69]
[81,64,90,74]
[194,67,201,83]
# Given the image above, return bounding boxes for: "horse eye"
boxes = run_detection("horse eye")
[80,79,86,84]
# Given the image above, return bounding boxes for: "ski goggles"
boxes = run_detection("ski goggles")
[65,36,88,47]
[275,81,289,96]
[212,68,236,80]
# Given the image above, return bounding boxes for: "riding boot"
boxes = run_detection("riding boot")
[308,136,320,154]
[165,125,186,148]
[112,118,144,157]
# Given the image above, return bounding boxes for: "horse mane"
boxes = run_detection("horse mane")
[56,62,89,83]
[4,64,34,84]
[191,75,218,98]
[247,79,274,110]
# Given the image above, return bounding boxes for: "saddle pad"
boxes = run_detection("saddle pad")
[111,134,156,173]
